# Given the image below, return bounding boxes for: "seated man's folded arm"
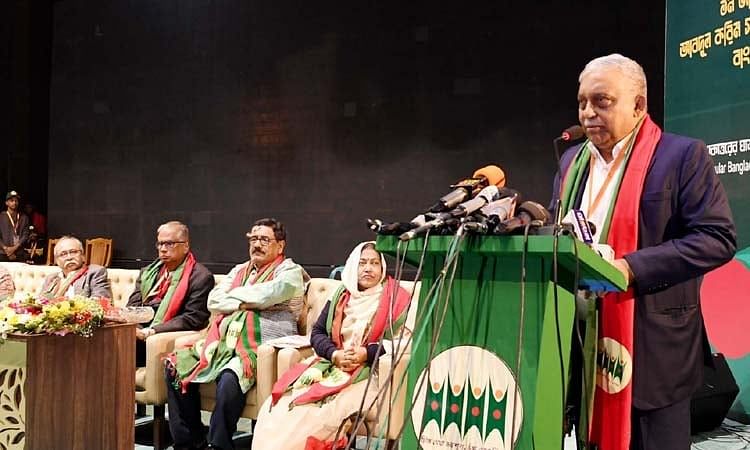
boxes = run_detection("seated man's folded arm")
[226,262,304,309]
[207,264,243,314]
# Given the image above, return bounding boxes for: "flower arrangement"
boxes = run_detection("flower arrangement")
[0,295,107,343]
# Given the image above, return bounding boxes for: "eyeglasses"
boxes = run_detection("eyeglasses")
[247,236,277,246]
[56,249,82,258]
[156,241,186,250]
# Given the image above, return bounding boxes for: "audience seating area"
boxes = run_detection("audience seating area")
[0,261,420,449]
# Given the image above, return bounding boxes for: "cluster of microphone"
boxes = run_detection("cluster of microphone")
[368,164,552,241]
[368,125,592,243]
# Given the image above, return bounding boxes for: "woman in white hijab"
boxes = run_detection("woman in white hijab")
[252,241,412,450]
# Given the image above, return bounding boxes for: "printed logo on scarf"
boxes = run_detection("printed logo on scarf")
[225,319,244,348]
[596,337,633,394]
[411,346,523,450]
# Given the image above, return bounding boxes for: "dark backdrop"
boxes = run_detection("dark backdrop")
[35,1,666,273]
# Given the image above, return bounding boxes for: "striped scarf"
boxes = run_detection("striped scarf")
[270,276,411,407]
[171,255,283,393]
[138,253,196,326]
[43,265,89,298]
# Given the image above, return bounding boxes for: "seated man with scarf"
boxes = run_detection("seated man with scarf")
[166,218,307,450]
[252,241,412,450]
[127,221,214,366]
[39,235,112,299]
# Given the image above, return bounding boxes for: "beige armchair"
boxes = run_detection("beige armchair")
[193,340,277,419]
[168,317,283,421]
[276,278,420,446]
[136,330,199,449]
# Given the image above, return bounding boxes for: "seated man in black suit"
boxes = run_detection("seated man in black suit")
[127,221,214,366]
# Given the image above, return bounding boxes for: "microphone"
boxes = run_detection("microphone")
[463,217,490,234]
[558,210,615,261]
[561,209,595,245]
[495,201,551,234]
[464,202,515,235]
[558,125,585,143]
[552,125,585,227]
[400,185,502,241]
[482,195,519,232]
[447,185,501,218]
[427,165,506,213]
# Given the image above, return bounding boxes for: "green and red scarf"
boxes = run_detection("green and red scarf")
[270,276,411,408]
[169,255,283,393]
[139,252,197,326]
[559,115,661,450]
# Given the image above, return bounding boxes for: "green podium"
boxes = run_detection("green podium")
[376,234,626,450]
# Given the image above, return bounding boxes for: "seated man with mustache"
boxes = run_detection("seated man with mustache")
[39,235,112,299]
[165,217,307,450]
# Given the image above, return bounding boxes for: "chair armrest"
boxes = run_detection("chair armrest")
[173,330,204,349]
[277,345,314,375]
[254,344,277,407]
[137,330,202,405]
[376,349,412,439]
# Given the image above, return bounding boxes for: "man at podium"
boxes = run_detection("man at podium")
[552,54,736,450]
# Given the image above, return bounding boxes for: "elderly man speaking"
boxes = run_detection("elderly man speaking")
[39,235,111,299]
[551,53,736,450]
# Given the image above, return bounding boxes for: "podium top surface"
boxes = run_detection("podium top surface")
[376,234,627,292]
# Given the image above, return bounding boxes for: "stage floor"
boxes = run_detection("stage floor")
[692,419,750,449]
[133,418,750,449]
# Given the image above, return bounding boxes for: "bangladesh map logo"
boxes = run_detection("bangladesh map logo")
[411,346,523,450]
[596,337,633,394]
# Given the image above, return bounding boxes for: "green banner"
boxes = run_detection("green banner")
[666,0,750,422]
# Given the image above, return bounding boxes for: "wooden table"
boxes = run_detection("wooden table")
[0,323,135,450]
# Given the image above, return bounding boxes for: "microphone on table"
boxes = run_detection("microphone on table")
[367,218,419,235]
[559,209,615,261]
[561,209,595,245]
[368,164,506,235]
[495,201,551,235]
[400,185,503,241]
[464,191,521,234]
[427,165,506,213]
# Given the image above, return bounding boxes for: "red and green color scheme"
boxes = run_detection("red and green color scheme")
[665,0,750,421]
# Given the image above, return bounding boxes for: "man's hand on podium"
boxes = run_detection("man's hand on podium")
[612,258,634,287]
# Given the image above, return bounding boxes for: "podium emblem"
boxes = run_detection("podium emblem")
[411,345,523,450]
[596,337,633,394]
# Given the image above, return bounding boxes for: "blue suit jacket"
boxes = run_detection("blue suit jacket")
[551,132,736,409]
